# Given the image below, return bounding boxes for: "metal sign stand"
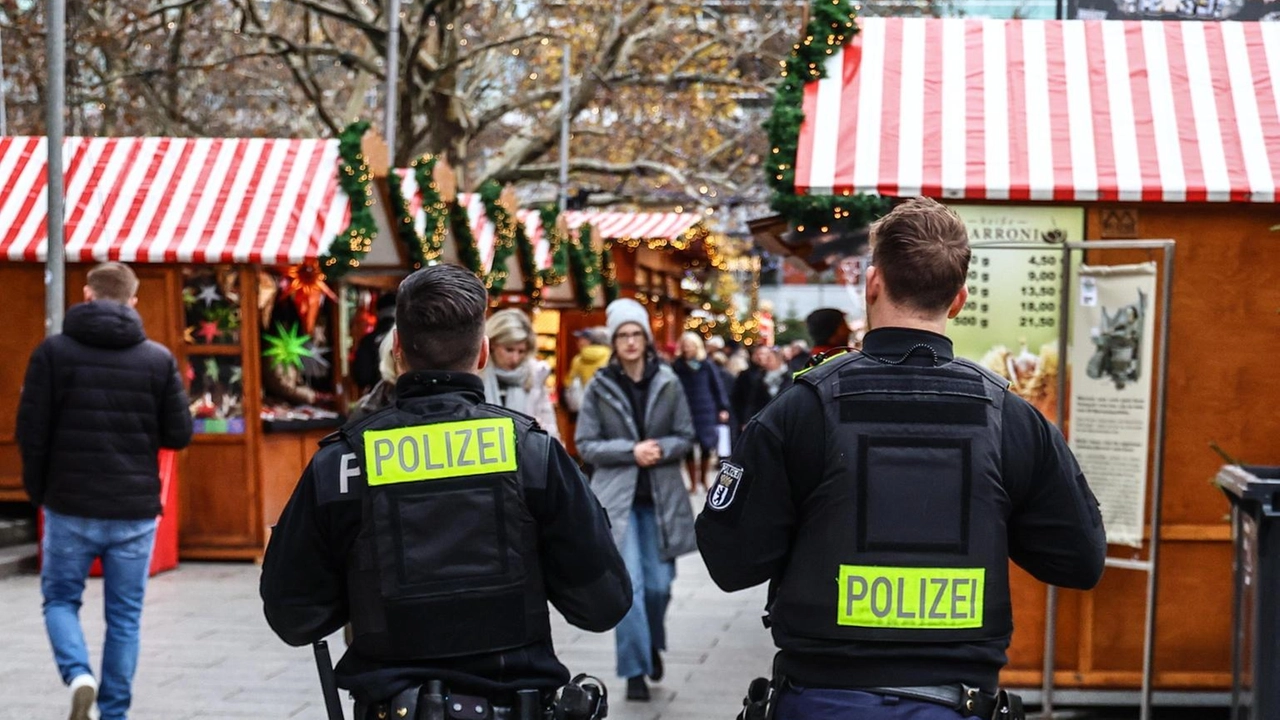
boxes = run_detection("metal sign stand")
[972,239,1176,720]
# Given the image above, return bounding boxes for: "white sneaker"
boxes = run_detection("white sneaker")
[69,674,97,720]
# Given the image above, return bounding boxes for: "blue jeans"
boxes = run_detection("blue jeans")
[776,686,966,720]
[615,505,674,679]
[42,508,158,720]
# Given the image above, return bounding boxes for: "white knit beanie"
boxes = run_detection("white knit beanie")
[606,298,653,344]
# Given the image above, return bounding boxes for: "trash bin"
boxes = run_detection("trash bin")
[1216,464,1280,720]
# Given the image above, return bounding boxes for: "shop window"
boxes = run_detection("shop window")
[187,354,245,434]
[182,267,241,345]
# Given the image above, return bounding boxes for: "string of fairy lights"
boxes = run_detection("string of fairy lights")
[319,122,744,326]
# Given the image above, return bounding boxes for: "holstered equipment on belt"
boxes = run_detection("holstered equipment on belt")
[736,676,775,720]
[359,678,605,720]
[863,685,1025,720]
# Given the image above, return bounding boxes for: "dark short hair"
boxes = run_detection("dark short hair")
[805,308,847,346]
[395,264,487,372]
[87,262,139,303]
[870,197,970,314]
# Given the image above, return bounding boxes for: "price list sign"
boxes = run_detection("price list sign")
[949,205,1084,418]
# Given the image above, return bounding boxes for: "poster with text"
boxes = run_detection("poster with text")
[950,205,1084,420]
[1068,263,1157,548]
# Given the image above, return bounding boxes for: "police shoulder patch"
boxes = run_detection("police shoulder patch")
[707,462,745,511]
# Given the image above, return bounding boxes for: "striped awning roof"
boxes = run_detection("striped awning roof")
[796,18,1280,202]
[0,136,349,264]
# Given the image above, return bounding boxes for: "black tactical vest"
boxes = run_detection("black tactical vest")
[339,396,551,660]
[775,351,1013,646]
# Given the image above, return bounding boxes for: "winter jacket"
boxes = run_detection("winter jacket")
[671,358,730,450]
[16,301,193,519]
[567,345,611,388]
[575,361,697,561]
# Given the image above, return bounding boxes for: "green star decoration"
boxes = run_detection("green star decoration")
[203,357,221,382]
[262,323,315,371]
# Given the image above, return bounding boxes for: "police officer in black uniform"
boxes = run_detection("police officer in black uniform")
[261,264,631,719]
[696,197,1107,720]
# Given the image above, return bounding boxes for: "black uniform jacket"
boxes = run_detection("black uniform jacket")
[261,371,632,702]
[696,327,1106,691]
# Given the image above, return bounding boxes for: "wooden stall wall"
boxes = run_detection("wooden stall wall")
[1001,203,1280,691]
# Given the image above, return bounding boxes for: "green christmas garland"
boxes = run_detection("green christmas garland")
[412,156,449,260]
[763,0,890,230]
[537,204,569,289]
[385,167,430,271]
[478,180,517,295]
[319,122,376,281]
[600,239,619,304]
[448,203,483,275]
[568,223,602,310]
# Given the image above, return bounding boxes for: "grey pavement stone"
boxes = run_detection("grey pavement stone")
[0,536,774,720]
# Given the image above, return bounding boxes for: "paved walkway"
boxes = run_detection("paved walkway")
[0,549,773,719]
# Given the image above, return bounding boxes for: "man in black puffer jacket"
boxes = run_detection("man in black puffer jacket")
[17,262,192,720]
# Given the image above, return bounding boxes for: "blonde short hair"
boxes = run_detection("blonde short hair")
[486,309,536,354]
[680,331,708,362]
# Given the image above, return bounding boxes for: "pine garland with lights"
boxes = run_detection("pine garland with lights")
[448,203,483,274]
[568,223,602,310]
[412,157,449,260]
[385,168,431,271]
[600,239,619,304]
[537,204,569,288]
[764,0,890,230]
[477,181,519,296]
[320,122,377,281]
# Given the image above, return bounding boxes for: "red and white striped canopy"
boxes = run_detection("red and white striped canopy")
[796,18,1280,202]
[0,136,349,264]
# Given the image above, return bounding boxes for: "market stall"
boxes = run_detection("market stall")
[0,134,364,559]
[770,11,1280,702]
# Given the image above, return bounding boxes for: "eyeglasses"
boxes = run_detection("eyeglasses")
[615,330,646,343]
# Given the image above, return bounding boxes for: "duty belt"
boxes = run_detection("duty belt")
[863,684,1019,719]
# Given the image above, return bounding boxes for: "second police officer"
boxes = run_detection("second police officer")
[261,264,631,720]
[697,197,1108,720]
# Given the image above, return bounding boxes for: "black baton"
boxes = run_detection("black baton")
[313,640,346,720]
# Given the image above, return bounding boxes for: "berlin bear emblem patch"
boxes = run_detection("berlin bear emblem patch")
[708,462,744,511]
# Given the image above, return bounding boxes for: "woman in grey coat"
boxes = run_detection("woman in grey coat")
[575,298,697,703]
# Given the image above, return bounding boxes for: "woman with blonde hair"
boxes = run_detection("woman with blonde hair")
[671,331,730,493]
[481,309,560,439]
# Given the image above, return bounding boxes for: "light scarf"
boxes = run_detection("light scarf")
[482,363,532,413]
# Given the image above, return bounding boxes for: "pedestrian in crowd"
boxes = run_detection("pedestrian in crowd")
[726,347,751,376]
[348,327,399,423]
[786,309,851,376]
[351,292,396,395]
[563,326,611,416]
[697,197,1106,720]
[261,264,630,719]
[481,308,560,439]
[17,262,194,720]
[731,345,789,432]
[671,332,731,494]
[574,298,697,703]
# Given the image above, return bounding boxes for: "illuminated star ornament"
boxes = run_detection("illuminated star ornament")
[282,261,337,333]
[197,321,220,344]
[262,323,315,371]
[196,284,222,307]
[203,357,220,382]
